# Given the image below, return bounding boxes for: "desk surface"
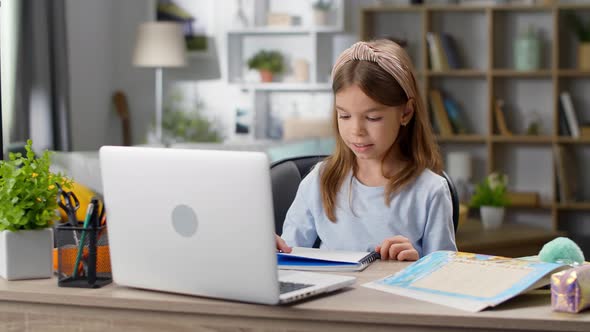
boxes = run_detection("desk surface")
[0,261,588,331]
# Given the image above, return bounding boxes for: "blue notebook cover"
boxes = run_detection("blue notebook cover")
[277,247,380,272]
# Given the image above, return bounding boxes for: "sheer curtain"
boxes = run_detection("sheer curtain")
[3,0,72,152]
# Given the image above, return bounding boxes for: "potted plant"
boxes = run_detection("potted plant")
[0,140,72,280]
[247,50,284,83]
[312,0,332,26]
[566,12,590,70]
[470,172,510,230]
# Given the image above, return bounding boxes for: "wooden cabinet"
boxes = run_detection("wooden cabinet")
[360,2,590,235]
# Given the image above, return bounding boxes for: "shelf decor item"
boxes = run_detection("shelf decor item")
[247,50,284,82]
[0,140,72,280]
[312,0,332,26]
[514,25,541,71]
[565,12,590,70]
[470,173,510,230]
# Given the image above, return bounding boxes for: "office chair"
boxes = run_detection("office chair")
[270,155,460,245]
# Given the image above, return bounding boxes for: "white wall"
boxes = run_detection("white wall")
[66,0,375,150]
[67,0,154,150]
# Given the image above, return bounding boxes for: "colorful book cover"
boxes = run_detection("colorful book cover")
[443,97,468,134]
[363,251,566,312]
[440,33,461,69]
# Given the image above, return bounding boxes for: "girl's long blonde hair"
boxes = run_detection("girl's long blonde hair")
[320,39,442,222]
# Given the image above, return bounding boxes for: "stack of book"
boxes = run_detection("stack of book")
[429,89,468,136]
[426,32,462,71]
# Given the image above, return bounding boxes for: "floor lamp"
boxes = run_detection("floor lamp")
[132,22,186,144]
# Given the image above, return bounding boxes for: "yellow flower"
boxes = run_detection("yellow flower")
[36,197,42,202]
[32,173,39,178]
[48,184,55,190]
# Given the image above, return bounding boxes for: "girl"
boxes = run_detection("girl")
[276,39,457,261]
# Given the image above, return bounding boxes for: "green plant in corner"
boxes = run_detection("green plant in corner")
[0,140,72,232]
[566,12,590,42]
[470,172,510,208]
[247,50,284,74]
[161,91,224,143]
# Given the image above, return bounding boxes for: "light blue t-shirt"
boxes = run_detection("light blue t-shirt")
[281,162,457,257]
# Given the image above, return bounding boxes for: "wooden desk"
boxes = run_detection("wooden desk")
[456,221,564,257]
[0,261,588,331]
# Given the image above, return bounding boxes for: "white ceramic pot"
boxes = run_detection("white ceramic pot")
[0,228,53,280]
[480,206,504,230]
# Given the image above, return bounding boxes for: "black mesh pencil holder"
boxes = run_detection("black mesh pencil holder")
[56,223,112,288]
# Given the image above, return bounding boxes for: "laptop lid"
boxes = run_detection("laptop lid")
[100,146,281,304]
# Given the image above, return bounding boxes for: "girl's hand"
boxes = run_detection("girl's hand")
[376,235,419,261]
[275,234,292,253]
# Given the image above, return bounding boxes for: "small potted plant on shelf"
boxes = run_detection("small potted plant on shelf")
[0,140,72,280]
[247,50,284,83]
[312,0,332,26]
[470,172,510,230]
[566,12,590,70]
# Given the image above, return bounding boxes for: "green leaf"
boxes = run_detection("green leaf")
[0,139,71,231]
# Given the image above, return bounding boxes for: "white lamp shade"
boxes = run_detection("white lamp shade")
[132,22,187,67]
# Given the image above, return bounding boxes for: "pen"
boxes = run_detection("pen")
[72,201,94,279]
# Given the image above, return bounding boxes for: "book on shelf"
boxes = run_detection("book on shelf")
[363,251,567,312]
[494,99,512,136]
[443,97,468,134]
[277,247,380,272]
[429,89,454,136]
[426,32,448,72]
[559,92,580,138]
[439,33,461,70]
[558,102,572,137]
[553,144,578,203]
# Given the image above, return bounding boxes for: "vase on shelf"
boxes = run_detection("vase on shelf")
[480,206,504,230]
[313,10,328,26]
[233,0,249,29]
[514,25,540,71]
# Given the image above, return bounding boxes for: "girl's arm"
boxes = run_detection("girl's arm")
[280,170,319,248]
[422,179,457,256]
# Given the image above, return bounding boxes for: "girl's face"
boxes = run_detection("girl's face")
[335,84,412,162]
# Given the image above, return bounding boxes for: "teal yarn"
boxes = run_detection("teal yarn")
[538,237,585,265]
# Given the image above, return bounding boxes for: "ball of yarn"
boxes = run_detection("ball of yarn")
[538,237,585,265]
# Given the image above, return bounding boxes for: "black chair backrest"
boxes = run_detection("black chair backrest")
[270,155,459,237]
[270,155,326,235]
[441,171,460,232]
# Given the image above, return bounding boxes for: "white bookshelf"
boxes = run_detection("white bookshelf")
[226,0,346,139]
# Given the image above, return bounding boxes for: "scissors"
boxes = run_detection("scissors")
[56,182,80,227]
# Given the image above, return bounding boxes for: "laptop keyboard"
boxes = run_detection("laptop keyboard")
[279,281,314,294]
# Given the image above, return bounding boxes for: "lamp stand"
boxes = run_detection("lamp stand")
[155,67,163,143]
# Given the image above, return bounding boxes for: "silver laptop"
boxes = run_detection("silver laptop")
[99,146,355,305]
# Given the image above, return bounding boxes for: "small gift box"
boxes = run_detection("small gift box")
[551,265,590,313]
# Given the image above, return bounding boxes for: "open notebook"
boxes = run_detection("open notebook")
[277,247,380,272]
[363,251,567,312]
